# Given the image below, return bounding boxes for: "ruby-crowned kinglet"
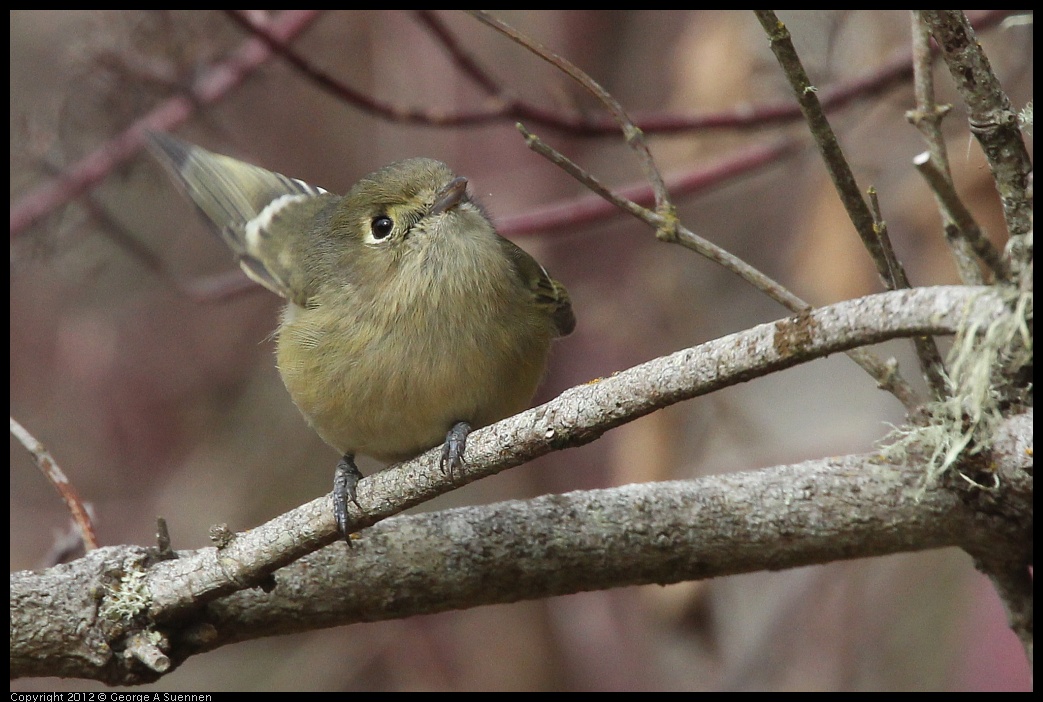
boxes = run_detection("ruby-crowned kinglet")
[148,133,574,538]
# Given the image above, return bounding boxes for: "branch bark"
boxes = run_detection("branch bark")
[10,409,1032,683]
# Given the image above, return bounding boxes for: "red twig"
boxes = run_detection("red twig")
[10,10,321,238]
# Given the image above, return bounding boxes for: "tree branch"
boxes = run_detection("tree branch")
[11,407,1031,683]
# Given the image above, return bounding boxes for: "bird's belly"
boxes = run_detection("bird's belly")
[276,313,549,462]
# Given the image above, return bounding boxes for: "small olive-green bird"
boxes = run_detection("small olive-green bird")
[148,133,574,538]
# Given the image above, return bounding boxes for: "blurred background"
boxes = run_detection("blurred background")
[10,10,1032,691]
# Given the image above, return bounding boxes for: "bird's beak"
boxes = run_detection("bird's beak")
[430,176,468,215]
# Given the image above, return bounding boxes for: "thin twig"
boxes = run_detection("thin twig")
[11,417,99,552]
[753,11,897,290]
[867,188,908,290]
[516,124,652,222]
[499,137,801,237]
[907,11,952,183]
[906,11,983,285]
[912,152,1011,281]
[920,10,1032,276]
[466,10,677,239]
[518,125,920,410]
[868,188,948,400]
[414,10,503,94]
[10,10,322,238]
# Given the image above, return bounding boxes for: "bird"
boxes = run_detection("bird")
[148,133,574,539]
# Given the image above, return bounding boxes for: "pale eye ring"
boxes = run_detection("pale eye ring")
[371,216,394,240]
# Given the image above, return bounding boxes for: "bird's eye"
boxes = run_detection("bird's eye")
[371,216,394,240]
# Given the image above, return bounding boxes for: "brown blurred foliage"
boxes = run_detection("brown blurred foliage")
[10,10,1032,691]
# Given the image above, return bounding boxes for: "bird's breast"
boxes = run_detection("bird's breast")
[275,271,553,461]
